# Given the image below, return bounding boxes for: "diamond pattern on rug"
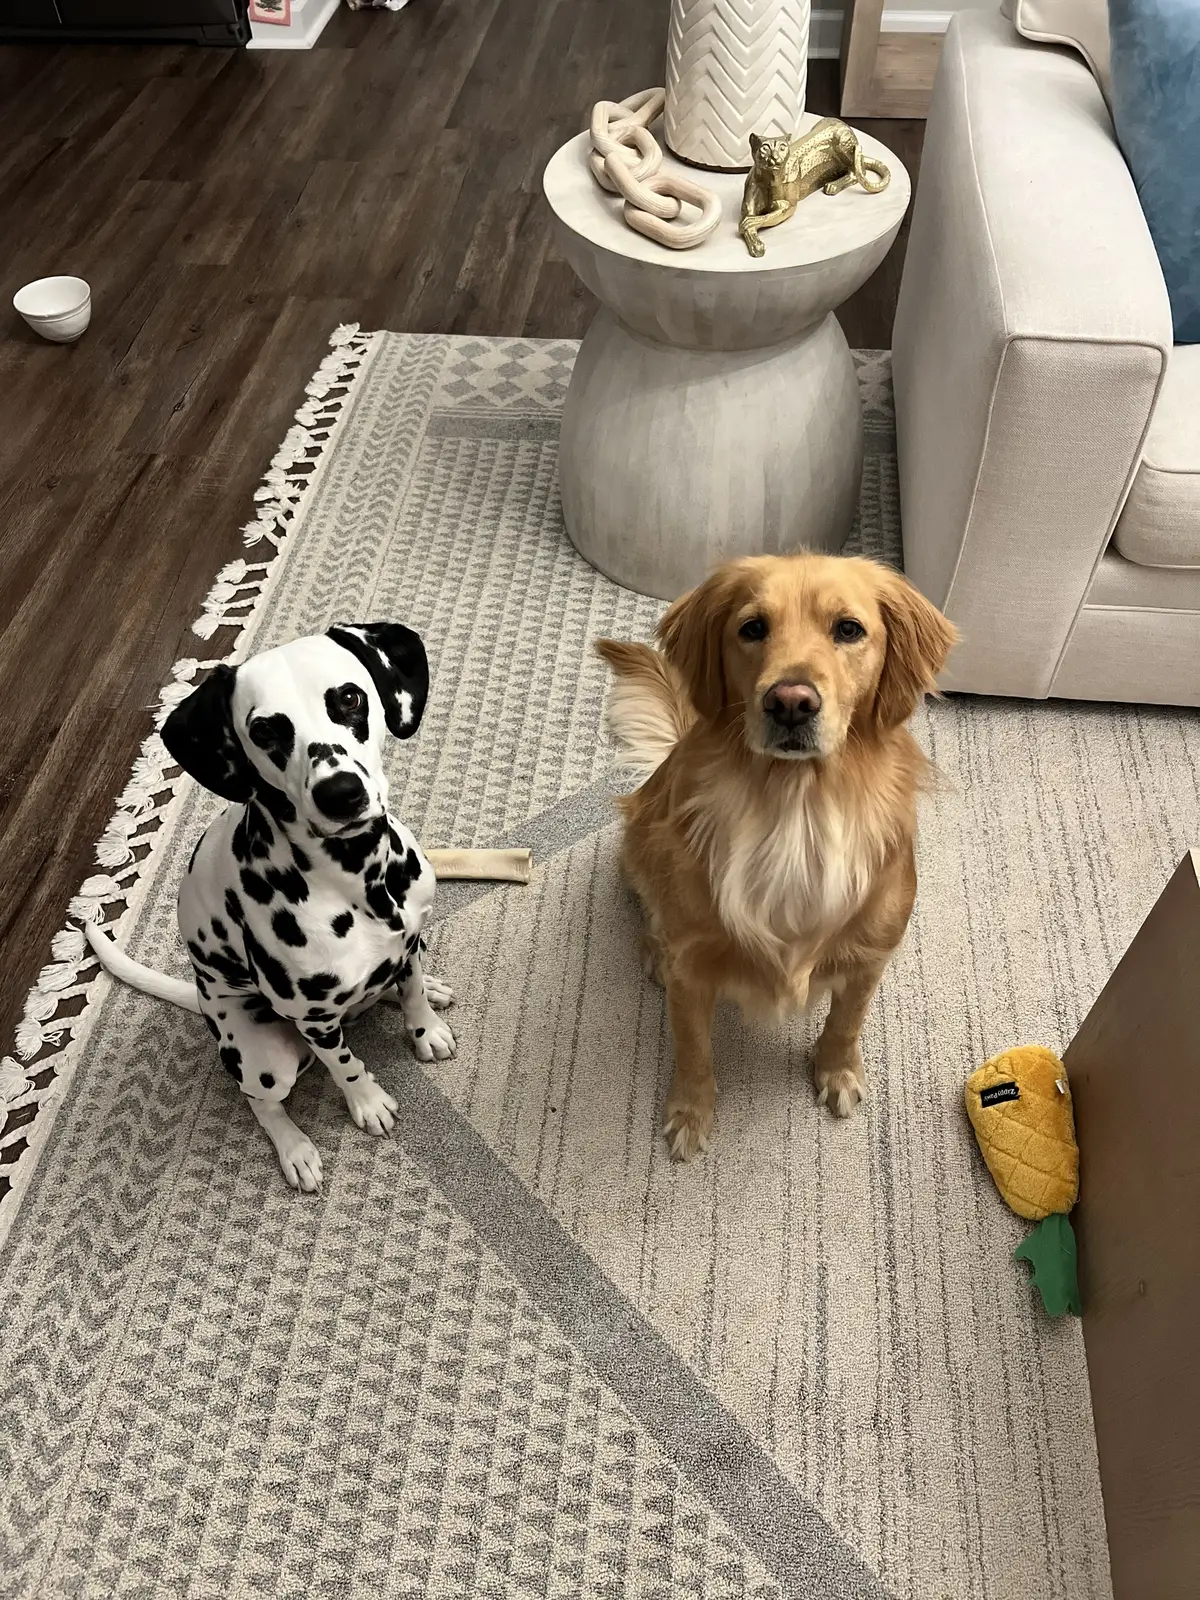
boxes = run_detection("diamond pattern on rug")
[853,350,894,421]
[19,1094,779,1600]
[435,338,578,411]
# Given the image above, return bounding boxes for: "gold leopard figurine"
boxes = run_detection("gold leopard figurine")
[739,119,890,258]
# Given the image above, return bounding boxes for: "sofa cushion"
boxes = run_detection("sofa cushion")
[1109,0,1200,343]
[1114,346,1200,568]
[1000,0,1111,101]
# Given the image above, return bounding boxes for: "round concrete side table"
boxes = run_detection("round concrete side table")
[543,116,910,599]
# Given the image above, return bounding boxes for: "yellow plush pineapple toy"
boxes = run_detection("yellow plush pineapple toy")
[964,1046,1081,1317]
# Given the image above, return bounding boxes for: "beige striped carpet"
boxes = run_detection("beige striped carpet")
[4,330,1189,1599]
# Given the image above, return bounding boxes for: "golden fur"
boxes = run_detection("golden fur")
[596,552,957,1160]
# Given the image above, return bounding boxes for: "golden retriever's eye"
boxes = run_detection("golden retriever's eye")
[833,618,866,644]
[738,617,768,642]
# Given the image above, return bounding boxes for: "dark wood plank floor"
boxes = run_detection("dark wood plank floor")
[0,2,924,1161]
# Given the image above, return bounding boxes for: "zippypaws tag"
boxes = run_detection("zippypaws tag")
[979,1080,1020,1108]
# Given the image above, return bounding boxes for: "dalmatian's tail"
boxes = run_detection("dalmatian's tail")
[594,638,695,785]
[83,923,202,1014]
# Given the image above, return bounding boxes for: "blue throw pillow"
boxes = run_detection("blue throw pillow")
[1109,0,1200,343]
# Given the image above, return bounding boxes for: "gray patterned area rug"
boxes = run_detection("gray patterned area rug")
[8,328,1195,1600]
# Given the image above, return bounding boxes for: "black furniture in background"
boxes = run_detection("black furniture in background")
[0,0,249,44]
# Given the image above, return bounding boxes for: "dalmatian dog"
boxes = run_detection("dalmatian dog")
[85,623,455,1192]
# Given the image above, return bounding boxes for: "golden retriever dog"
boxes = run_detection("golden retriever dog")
[595,552,957,1161]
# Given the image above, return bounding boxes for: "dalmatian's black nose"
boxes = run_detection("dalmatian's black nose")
[312,771,368,821]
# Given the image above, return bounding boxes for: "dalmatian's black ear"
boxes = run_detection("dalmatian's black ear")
[327,623,429,740]
[161,663,256,802]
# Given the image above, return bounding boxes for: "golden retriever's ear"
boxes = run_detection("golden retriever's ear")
[657,568,741,719]
[873,570,959,730]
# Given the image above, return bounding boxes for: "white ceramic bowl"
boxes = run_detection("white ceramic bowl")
[13,276,91,343]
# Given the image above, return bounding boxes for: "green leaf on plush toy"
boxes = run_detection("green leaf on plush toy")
[1014,1213,1081,1317]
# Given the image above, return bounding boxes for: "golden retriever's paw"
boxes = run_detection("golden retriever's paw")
[814,1062,866,1119]
[640,933,664,987]
[662,1096,714,1162]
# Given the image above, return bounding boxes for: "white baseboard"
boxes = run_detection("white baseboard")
[881,10,952,32]
[809,7,951,57]
[247,0,341,50]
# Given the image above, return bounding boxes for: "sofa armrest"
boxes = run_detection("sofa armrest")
[892,11,1172,698]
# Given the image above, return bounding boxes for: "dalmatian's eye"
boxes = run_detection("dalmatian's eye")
[338,687,365,713]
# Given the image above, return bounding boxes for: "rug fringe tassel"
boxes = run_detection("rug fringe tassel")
[0,324,376,1184]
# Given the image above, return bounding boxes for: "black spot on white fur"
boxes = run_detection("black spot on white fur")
[265,864,307,904]
[387,848,421,902]
[366,958,395,990]
[255,782,297,827]
[243,927,295,999]
[247,713,295,772]
[299,972,339,1001]
[240,868,273,905]
[272,909,306,947]
[365,882,397,923]
[331,911,353,937]
[233,804,274,863]
[322,814,385,875]
[190,940,253,991]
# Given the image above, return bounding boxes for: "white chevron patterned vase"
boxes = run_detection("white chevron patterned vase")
[663,0,810,172]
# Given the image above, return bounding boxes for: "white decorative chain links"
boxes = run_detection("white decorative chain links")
[587,90,722,250]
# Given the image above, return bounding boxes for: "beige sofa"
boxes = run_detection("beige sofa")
[892,9,1200,706]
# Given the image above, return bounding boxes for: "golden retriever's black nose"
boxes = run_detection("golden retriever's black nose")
[313,771,368,820]
[763,680,822,726]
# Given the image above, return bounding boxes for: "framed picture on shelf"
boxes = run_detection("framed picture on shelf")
[249,0,291,24]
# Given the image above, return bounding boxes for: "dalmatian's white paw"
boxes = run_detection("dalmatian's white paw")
[341,1071,399,1136]
[407,1004,456,1063]
[278,1131,324,1193]
[423,974,455,1010]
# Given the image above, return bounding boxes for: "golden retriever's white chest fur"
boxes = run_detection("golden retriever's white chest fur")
[692,767,878,966]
